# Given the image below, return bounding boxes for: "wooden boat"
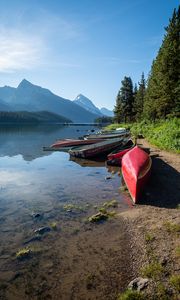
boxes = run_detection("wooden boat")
[43,146,74,152]
[121,146,152,203]
[84,130,129,140]
[43,138,103,151]
[107,139,134,166]
[69,137,124,158]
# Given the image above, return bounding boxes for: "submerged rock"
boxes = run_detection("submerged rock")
[31,212,43,219]
[24,235,42,245]
[128,277,149,291]
[34,226,51,235]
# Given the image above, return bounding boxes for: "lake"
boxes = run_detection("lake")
[0,125,132,300]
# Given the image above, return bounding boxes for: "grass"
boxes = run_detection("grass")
[141,262,164,279]
[175,246,180,257]
[145,233,155,243]
[117,289,145,300]
[105,118,180,153]
[163,221,180,233]
[169,275,180,292]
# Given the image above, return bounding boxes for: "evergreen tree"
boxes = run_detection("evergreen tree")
[114,76,134,123]
[144,7,180,120]
[134,72,146,120]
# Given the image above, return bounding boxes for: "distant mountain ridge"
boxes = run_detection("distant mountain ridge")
[74,94,113,117]
[100,107,114,117]
[0,79,113,122]
[74,94,102,116]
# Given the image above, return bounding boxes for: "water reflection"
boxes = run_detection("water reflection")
[0,125,131,300]
[0,124,97,161]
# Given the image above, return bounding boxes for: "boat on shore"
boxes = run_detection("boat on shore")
[121,146,152,203]
[84,129,129,140]
[43,138,103,151]
[69,137,124,158]
[107,139,134,166]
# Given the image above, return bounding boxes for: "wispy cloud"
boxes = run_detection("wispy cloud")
[0,8,83,73]
[0,28,45,73]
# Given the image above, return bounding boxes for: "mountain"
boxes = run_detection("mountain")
[0,98,11,111]
[74,94,102,116]
[0,80,98,123]
[100,107,114,117]
[74,94,114,117]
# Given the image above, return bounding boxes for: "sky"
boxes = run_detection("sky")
[0,0,179,109]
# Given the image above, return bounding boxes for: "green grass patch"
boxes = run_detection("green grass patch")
[105,118,180,153]
[175,246,180,257]
[169,274,180,292]
[145,233,155,243]
[141,262,164,279]
[117,289,145,300]
[163,221,180,233]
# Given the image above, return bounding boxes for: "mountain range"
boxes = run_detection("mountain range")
[0,79,113,122]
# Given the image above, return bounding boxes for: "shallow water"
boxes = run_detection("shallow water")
[0,125,132,300]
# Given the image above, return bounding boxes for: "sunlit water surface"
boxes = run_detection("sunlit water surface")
[0,125,131,299]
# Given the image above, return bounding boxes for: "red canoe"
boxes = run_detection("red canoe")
[122,146,152,203]
[51,138,103,149]
[107,139,134,166]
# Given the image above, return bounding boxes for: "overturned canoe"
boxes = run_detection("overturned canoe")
[122,146,152,203]
[107,139,134,166]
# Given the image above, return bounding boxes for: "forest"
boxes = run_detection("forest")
[0,111,72,124]
[114,7,179,123]
[111,7,180,152]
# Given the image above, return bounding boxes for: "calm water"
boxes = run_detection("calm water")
[0,125,132,300]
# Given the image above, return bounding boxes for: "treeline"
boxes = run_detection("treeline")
[95,116,114,124]
[0,111,72,124]
[114,7,180,123]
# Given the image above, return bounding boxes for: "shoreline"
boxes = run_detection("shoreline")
[117,138,180,298]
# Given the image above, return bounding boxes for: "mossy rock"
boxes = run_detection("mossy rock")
[16,248,31,260]
[88,212,108,223]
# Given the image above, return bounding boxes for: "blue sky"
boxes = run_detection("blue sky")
[0,0,179,109]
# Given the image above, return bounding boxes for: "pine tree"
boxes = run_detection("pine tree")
[144,7,180,120]
[114,76,134,123]
[134,72,146,121]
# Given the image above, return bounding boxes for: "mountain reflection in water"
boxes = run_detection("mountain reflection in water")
[0,125,97,161]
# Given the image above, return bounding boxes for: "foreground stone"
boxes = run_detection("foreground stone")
[128,277,149,291]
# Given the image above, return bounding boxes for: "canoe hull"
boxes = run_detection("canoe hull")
[51,138,103,149]
[107,146,134,166]
[122,146,152,203]
[107,140,134,166]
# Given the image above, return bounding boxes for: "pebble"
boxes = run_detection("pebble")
[105,176,112,180]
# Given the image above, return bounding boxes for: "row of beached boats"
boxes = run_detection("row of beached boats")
[43,128,152,204]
